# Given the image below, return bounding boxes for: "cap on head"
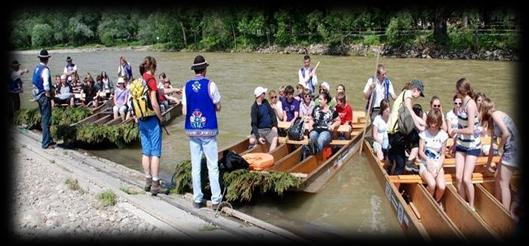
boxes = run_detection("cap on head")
[191,55,209,71]
[11,60,20,67]
[254,86,268,98]
[117,77,125,84]
[411,79,425,97]
[38,49,51,58]
[320,81,330,91]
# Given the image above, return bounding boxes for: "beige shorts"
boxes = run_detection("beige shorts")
[251,127,278,145]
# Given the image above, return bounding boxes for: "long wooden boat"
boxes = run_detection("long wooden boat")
[217,111,367,193]
[71,102,182,127]
[363,136,518,241]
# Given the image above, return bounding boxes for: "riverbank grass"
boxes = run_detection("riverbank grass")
[97,190,117,207]
[65,178,85,194]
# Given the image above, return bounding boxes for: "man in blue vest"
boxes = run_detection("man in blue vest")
[363,64,397,122]
[298,55,318,94]
[183,55,222,210]
[32,49,56,149]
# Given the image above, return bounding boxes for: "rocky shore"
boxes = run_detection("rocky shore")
[11,43,516,62]
[12,141,169,239]
[253,44,517,61]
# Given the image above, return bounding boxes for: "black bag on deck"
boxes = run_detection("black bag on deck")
[287,117,305,141]
[218,150,249,172]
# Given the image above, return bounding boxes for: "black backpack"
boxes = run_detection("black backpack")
[218,150,249,172]
[287,117,305,141]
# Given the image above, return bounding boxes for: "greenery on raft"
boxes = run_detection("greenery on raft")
[15,107,139,148]
[172,160,303,203]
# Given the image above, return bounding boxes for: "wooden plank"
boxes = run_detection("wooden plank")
[288,156,319,174]
[474,184,515,239]
[405,184,464,239]
[442,156,501,167]
[329,140,352,146]
[443,185,500,240]
[269,143,289,161]
[278,136,309,145]
[278,121,291,129]
[93,115,112,125]
[268,146,302,172]
[389,173,492,184]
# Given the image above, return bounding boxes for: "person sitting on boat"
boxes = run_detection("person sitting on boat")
[306,91,340,154]
[418,109,448,208]
[333,83,346,104]
[113,77,129,121]
[426,96,447,132]
[386,79,426,175]
[298,55,318,94]
[372,99,390,168]
[63,56,78,84]
[158,72,170,89]
[480,97,519,214]
[249,86,278,152]
[280,85,301,125]
[334,92,353,139]
[268,89,284,122]
[53,74,61,90]
[295,83,305,101]
[52,74,75,107]
[100,71,114,95]
[474,92,497,156]
[363,64,397,123]
[278,85,286,101]
[314,82,337,110]
[161,79,181,104]
[81,73,99,107]
[445,94,462,157]
[299,88,315,131]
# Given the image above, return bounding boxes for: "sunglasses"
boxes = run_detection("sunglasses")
[454,102,461,105]
[270,96,277,99]
[433,104,441,108]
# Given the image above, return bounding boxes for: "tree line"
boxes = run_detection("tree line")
[9,6,519,53]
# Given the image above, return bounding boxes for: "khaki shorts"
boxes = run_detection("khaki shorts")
[251,127,278,145]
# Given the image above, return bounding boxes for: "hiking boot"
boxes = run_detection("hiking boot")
[405,160,419,173]
[144,177,152,192]
[193,201,206,209]
[150,179,161,195]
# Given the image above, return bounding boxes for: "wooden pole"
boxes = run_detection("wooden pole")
[359,48,380,152]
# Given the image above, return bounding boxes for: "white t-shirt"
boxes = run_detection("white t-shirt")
[419,129,448,160]
[446,110,458,130]
[362,76,395,108]
[372,115,389,149]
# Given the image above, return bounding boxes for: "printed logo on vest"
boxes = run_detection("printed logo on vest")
[190,110,207,128]
[192,80,201,93]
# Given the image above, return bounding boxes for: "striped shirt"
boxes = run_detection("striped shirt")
[456,99,481,149]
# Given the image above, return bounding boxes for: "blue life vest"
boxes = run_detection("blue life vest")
[365,76,391,111]
[300,67,315,93]
[184,76,218,137]
[124,63,133,79]
[32,64,50,98]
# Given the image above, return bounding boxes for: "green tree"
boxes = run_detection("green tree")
[385,11,415,48]
[31,23,54,48]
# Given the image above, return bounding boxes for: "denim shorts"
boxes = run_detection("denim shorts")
[455,145,481,156]
[139,116,162,157]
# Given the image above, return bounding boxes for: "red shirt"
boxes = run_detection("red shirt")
[336,103,353,125]
[143,72,165,102]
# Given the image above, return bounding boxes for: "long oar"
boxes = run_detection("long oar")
[359,48,380,152]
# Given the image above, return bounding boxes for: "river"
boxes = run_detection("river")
[12,50,517,238]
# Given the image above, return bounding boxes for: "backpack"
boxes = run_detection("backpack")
[129,78,157,120]
[396,93,415,135]
[218,150,249,172]
[287,117,305,141]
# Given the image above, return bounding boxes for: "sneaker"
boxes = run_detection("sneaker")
[193,201,206,209]
[150,179,161,195]
[144,177,152,192]
[405,160,419,173]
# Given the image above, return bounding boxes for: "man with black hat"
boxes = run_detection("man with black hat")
[183,55,222,210]
[9,60,29,119]
[32,49,56,149]
[63,56,78,84]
